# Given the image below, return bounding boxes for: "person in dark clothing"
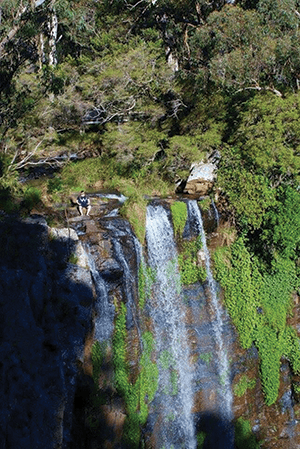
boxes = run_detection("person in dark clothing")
[76,191,91,216]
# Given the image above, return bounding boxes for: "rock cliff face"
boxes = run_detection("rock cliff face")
[1,198,300,449]
[0,215,94,449]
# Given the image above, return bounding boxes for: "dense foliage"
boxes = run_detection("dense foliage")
[214,239,300,405]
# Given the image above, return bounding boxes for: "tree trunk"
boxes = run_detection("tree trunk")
[48,10,58,66]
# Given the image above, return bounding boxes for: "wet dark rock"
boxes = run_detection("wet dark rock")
[0,215,94,449]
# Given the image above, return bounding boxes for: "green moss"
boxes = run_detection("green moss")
[112,304,158,447]
[178,237,206,285]
[199,352,213,365]
[170,369,179,396]
[171,201,188,237]
[234,375,256,397]
[198,197,211,212]
[91,341,104,385]
[68,253,78,265]
[138,261,156,309]
[159,350,176,370]
[197,431,207,448]
[113,302,129,398]
[234,417,261,449]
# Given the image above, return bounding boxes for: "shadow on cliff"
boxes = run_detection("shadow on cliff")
[0,215,95,449]
[196,412,234,449]
[70,368,122,449]
[196,412,260,449]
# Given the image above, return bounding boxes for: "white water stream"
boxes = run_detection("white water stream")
[188,200,233,422]
[146,204,196,449]
[86,247,115,342]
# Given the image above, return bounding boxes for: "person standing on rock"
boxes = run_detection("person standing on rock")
[76,191,91,216]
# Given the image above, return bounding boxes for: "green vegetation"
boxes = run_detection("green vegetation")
[113,303,158,447]
[196,431,207,448]
[171,201,188,237]
[178,237,206,285]
[199,352,213,365]
[159,350,179,396]
[198,198,211,212]
[138,261,156,309]
[234,418,261,449]
[234,375,256,397]
[197,431,206,449]
[89,340,107,421]
[91,341,104,385]
[214,239,300,405]
[22,187,42,212]
[120,194,147,243]
[68,253,79,265]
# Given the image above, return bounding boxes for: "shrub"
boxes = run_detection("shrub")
[47,175,63,194]
[22,187,42,212]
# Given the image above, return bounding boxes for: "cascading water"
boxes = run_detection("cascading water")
[146,203,196,449]
[211,199,220,228]
[187,201,234,428]
[85,247,115,342]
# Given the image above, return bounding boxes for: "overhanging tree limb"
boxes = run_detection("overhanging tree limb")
[235,84,282,98]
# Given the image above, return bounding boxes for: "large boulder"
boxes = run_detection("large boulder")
[183,162,217,195]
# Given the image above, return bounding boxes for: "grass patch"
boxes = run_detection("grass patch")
[120,194,147,243]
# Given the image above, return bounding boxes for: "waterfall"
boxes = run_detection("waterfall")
[85,247,115,342]
[211,199,220,228]
[188,200,233,423]
[146,204,196,449]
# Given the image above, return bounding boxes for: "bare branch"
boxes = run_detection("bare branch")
[235,84,282,97]
[82,98,137,125]
[0,4,27,58]
[127,0,146,10]
[8,139,44,171]
[294,9,300,19]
